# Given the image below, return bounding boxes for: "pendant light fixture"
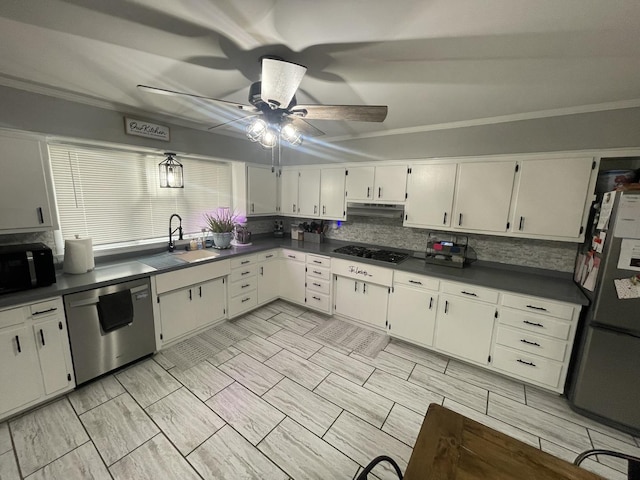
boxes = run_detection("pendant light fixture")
[159,152,184,188]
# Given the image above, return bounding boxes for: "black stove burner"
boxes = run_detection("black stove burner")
[333,245,409,264]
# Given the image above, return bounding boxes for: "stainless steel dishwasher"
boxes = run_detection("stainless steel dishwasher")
[64,277,155,384]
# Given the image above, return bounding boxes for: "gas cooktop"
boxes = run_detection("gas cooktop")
[333,245,409,264]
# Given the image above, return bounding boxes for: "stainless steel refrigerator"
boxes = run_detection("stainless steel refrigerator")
[568,190,640,434]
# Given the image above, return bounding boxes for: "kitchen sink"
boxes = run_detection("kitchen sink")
[138,250,219,269]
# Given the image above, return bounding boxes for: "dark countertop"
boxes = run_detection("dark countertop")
[0,236,588,309]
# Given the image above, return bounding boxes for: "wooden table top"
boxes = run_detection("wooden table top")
[403,404,604,480]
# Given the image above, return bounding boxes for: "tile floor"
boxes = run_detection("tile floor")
[1,299,639,479]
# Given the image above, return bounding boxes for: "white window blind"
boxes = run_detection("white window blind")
[49,144,231,247]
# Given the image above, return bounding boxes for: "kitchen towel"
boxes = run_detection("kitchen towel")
[63,236,95,274]
[97,289,134,332]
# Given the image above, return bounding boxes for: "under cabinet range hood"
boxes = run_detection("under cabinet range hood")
[346,202,404,218]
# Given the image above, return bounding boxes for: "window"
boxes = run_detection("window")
[49,144,231,248]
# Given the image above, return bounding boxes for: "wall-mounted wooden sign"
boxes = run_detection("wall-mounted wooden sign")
[124,117,170,141]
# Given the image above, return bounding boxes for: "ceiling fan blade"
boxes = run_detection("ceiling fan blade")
[260,58,306,109]
[291,104,388,122]
[289,117,325,137]
[137,84,258,113]
[208,114,261,131]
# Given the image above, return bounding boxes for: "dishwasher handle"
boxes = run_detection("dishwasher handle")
[68,284,149,308]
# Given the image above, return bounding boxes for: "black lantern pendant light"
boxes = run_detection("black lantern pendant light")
[159,152,184,188]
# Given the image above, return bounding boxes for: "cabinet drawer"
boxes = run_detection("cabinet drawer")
[29,298,63,318]
[495,325,567,362]
[307,265,331,281]
[155,259,231,294]
[501,293,575,320]
[230,254,257,269]
[307,254,331,268]
[306,291,330,312]
[499,308,571,341]
[394,271,439,291]
[440,281,499,304]
[281,249,305,262]
[229,277,257,298]
[258,250,278,262]
[0,306,25,329]
[307,277,331,295]
[229,264,257,283]
[492,345,563,389]
[229,291,257,316]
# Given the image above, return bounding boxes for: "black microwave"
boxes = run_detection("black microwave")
[0,243,56,294]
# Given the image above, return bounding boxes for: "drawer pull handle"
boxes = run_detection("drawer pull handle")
[241,260,250,265]
[189,289,192,301]
[517,359,536,367]
[266,254,274,258]
[444,300,449,314]
[33,307,57,316]
[288,255,296,259]
[15,335,22,353]
[40,329,46,346]
[526,304,548,312]
[241,284,251,288]
[313,270,322,275]
[241,271,251,276]
[313,282,322,287]
[429,297,433,309]
[409,280,423,285]
[523,320,544,327]
[461,291,477,296]
[312,296,321,301]
[241,297,251,303]
[313,260,322,264]
[520,339,540,347]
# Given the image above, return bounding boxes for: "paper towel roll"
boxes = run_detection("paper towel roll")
[63,236,94,274]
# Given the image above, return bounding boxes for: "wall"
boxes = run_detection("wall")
[284,214,578,273]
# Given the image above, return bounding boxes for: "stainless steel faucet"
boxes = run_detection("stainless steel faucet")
[169,214,183,252]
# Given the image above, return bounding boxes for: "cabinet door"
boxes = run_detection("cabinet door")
[280,259,306,305]
[435,294,496,364]
[159,286,196,343]
[320,167,346,219]
[247,166,278,215]
[34,317,73,395]
[280,169,299,215]
[298,169,321,217]
[404,163,457,228]
[345,166,375,201]
[374,165,407,203]
[388,285,437,347]
[0,324,43,415]
[197,278,226,328]
[258,260,280,305]
[453,161,516,232]
[0,135,53,231]
[334,277,363,320]
[512,157,593,239]
[360,282,390,329]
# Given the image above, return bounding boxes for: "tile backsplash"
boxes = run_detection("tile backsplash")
[0,230,56,250]
[281,215,579,273]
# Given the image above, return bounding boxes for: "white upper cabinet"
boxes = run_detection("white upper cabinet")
[320,167,346,220]
[280,169,299,215]
[404,163,457,228]
[298,169,321,217]
[453,160,516,232]
[0,133,55,232]
[510,157,594,240]
[345,165,407,203]
[247,165,278,215]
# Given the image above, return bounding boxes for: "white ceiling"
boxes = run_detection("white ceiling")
[1,0,639,142]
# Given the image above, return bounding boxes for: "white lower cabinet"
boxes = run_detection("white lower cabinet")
[0,298,74,421]
[257,250,280,305]
[388,272,439,347]
[280,249,306,305]
[435,293,496,365]
[334,277,389,330]
[305,254,332,313]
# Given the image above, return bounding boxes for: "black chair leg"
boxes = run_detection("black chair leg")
[356,455,404,480]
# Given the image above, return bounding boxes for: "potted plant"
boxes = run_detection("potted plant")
[203,207,240,248]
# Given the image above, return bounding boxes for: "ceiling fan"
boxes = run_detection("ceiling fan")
[137,57,388,148]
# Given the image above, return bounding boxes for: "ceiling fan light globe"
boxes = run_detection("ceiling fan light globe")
[246,118,267,142]
[259,128,278,149]
[281,123,303,146]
